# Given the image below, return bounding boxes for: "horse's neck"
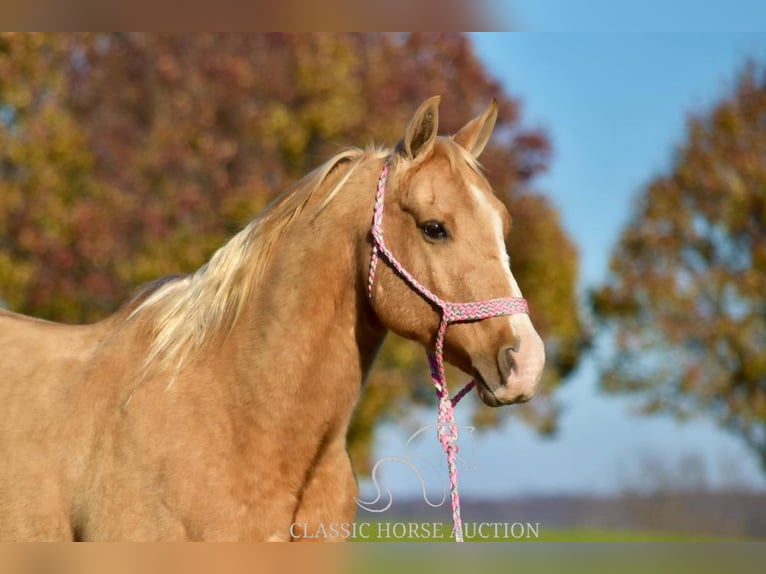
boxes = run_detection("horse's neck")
[230,173,385,434]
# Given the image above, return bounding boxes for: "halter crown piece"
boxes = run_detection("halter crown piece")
[367,160,529,542]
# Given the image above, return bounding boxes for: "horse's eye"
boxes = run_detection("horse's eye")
[422,220,449,240]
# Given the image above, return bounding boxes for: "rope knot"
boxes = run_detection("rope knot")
[437,394,460,455]
[437,420,459,453]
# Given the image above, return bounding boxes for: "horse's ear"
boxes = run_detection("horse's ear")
[398,96,441,160]
[453,98,498,158]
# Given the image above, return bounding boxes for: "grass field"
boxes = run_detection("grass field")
[349,522,723,542]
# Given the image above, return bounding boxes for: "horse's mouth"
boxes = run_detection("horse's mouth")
[472,369,505,407]
[472,368,532,408]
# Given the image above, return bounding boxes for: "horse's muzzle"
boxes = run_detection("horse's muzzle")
[474,328,545,407]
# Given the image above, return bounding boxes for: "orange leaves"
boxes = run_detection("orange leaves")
[0,34,583,469]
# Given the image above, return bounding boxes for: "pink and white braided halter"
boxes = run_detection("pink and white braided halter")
[367,161,529,542]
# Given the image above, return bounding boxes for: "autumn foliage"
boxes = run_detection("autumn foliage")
[0,33,586,469]
[593,63,766,469]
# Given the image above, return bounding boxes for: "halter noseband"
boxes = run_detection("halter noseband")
[367,161,529,542]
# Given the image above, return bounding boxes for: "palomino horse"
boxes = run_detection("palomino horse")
[0,97,545,541]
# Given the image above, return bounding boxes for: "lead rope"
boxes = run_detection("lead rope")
[368,160,529,542]
[430,317,468,541]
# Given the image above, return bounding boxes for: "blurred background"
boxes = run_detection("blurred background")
[364,31,766,541]
[0,29,764,540]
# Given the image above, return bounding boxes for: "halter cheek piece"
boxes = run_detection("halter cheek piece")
[367,161,529,542]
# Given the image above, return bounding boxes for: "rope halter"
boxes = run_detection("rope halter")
[367,161,529,542]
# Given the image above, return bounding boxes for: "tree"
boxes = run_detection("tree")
[0,33,587,470]
[593,63,766,470]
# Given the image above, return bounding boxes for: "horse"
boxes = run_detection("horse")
[0,96,545,541]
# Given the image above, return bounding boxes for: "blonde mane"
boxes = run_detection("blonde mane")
[128,137,480,375]
[130,146,389,374]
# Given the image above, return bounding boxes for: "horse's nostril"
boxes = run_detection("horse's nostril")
[498,345,517,383]
[510,331,521,353]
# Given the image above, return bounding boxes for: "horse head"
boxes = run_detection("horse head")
[367,97,546,406]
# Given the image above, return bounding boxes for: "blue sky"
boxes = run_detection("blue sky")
[474,33,766,288]
[363,32,766,503]
[493,0,766,31]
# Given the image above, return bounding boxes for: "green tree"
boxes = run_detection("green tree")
[0,33,587,470]
[593,63,766,469]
